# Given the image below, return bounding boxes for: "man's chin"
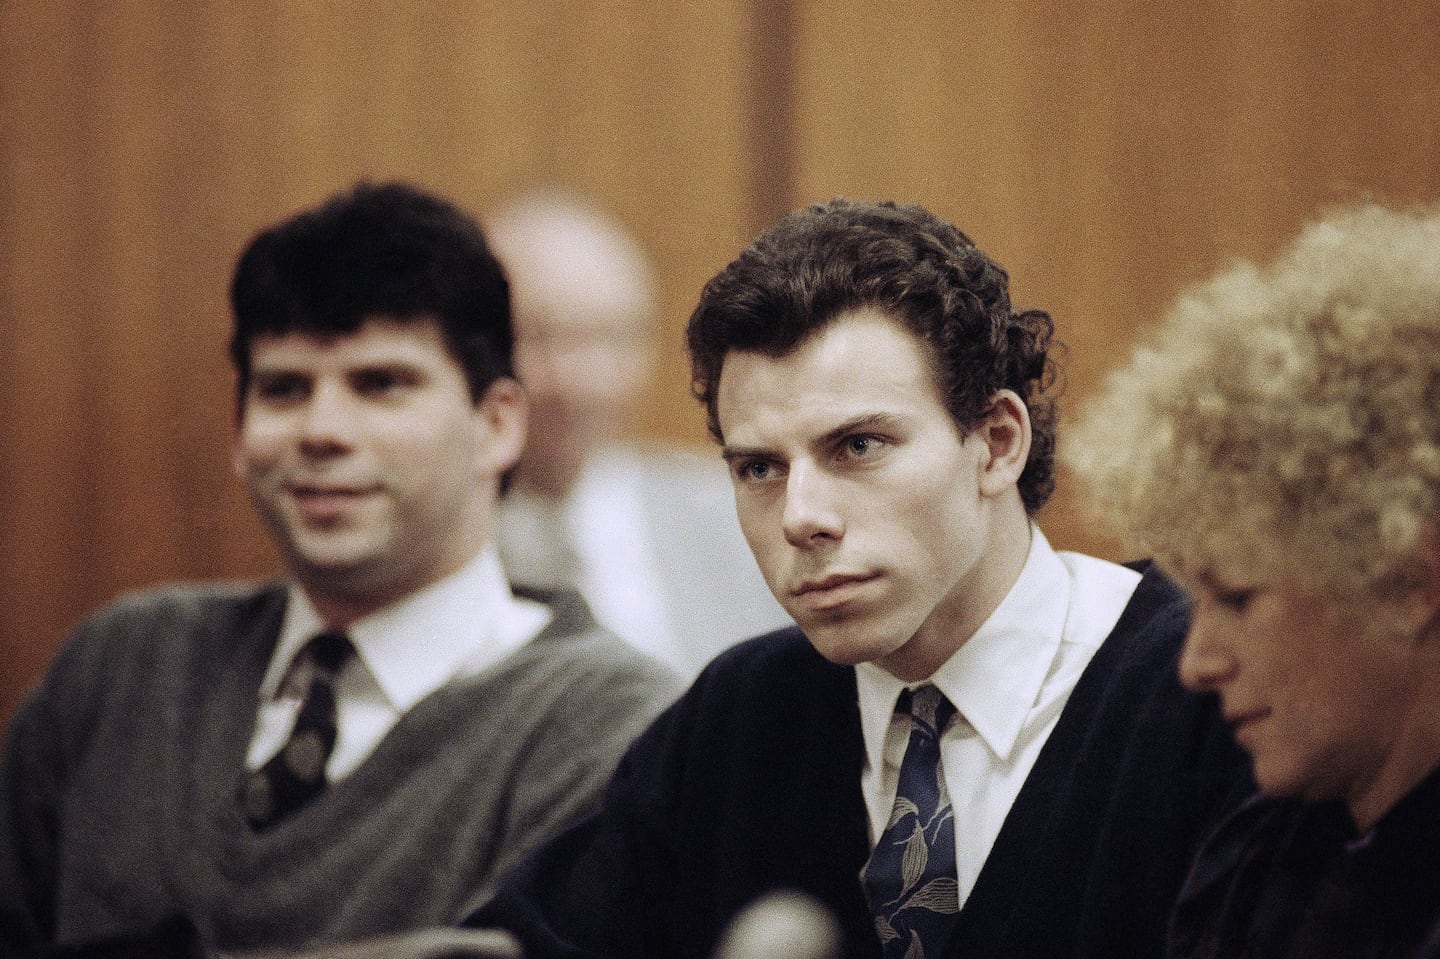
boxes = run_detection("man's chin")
[798,620,903,668]
[287,546,389,591]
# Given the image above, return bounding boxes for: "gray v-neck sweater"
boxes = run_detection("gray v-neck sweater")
[0,581,682,954]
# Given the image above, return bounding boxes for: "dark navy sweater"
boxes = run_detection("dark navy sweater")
[467,562,1254,959]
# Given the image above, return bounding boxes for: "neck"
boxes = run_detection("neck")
[295,532,492,630]
[1347,653,1440,831]
[878,499,1033,682]
[302,571,424,630]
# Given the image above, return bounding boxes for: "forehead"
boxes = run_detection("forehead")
[500,222,655,336]
[715,308,948,444]
[248,316,456,370]
[512,278,651,344]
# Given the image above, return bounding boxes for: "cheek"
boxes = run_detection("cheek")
[358,433,443,500]
[1306,653,1404,731]
[906,481,982,563]
[1267,657,1386,775]
[735,498,782,572]
[233,430,282,478]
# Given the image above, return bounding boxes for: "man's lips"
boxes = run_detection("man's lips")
[791,572,881,610]
[288,483,379,520]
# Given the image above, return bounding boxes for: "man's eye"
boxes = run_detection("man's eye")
[353,370,411,396]
[842,435,882,458]
[252,376,307,403]
[735,461,774,482]
[744,462,771,481]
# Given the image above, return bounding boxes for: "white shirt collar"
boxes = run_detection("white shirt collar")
[856,525,1074,765]
[261,547,550,711]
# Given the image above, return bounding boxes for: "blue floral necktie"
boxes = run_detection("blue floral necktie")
[860,684,961,959]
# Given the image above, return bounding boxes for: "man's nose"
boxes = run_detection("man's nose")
[781,463,844,548]
[1177,611,1238,691]
[297,381,358,452]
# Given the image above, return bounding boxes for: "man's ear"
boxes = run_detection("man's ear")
[975,389,1031,499]
[473,376,528,479]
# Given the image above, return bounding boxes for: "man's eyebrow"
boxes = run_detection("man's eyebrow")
[349,359,426,374]
[721,443,769,464]
[816,412,903,447]
[721,413,904,462]
[249,365,307,378]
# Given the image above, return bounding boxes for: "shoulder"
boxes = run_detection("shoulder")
[1059,558,1237,766]
[1116,559,1192,632]
[1170,795,1312,953]
[56,580,282,669]
[82,579,284,632]
[13,580,285,754]
[699,624,836,685]
[608,624,861,796]
[505,585,686,711]
[517,585,676,676]
[1088,559,1193,674]
[677,625,854,729]
[594,626,833,750]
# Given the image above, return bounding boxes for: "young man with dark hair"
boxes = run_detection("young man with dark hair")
[0,182,680,956]
[463,199,1252,959]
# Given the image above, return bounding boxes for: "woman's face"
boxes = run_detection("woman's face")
[1179,575,1425,825]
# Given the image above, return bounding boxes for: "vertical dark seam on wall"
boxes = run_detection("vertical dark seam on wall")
[747,0,797,235]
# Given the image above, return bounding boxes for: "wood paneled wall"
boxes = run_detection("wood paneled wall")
[787,0,1440,546]
[3,0,1438,718]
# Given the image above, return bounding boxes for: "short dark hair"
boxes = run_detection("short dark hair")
[686,198,1059,514]
[229,180,513,405]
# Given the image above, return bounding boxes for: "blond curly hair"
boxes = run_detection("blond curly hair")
[1067,204,1440,599]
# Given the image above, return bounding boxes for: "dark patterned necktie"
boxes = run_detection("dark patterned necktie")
[860,684,961,959]
[242,630,353,829]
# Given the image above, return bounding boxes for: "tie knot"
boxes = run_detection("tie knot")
[898,683,955,736]
[304,630,353,675]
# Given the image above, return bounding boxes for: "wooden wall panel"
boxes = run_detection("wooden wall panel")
[3,0,1439,720]
[0,0,753,717]
[788,0,1440,557]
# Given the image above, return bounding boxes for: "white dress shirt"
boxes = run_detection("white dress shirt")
[497,451,691,668]
[245,546,551,780]
[545,453,678,661]
[854,527,1141,908]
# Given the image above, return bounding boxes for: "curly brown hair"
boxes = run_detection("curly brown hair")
[686,198,1060,514]
[1068,203,1440,599]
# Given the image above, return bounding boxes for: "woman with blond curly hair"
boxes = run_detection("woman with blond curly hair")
[1069,204,1440,959]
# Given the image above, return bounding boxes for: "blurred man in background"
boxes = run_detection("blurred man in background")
[486,191,789,675]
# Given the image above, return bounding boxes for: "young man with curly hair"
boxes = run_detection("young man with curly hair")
[1069,204,1440,959]
[463,199,1253,959]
